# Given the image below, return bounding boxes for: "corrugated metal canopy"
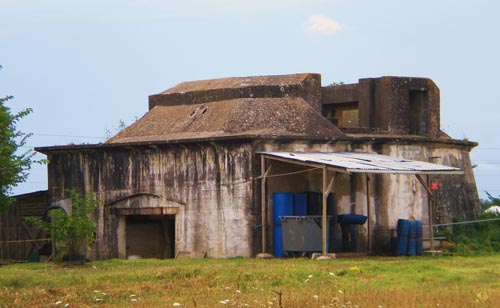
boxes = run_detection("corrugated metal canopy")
[259,151,463,175]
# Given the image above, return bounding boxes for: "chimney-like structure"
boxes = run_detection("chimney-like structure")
[322,76,441,138]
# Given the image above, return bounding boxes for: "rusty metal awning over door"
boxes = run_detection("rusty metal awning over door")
[258,151,462,175]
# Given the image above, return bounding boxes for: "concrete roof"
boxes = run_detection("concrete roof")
[107,97,344,144]
[161,73,318,94]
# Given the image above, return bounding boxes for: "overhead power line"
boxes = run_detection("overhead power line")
[33,133,105,139]
[473,161,500,165]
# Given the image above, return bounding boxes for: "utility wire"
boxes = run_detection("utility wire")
[33,133,105,139]
[426,217,500,228]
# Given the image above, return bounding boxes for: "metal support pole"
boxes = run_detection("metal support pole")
[260,155,267,253]
[428,175,434,251]
[322,165,328,255]
[260,156,273,254]
[366,174,372,254]
[415,174,434,251]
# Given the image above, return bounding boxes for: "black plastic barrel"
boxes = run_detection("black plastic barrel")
[341,223,358,252]
[306,192,322,215]
[305,192,336,215]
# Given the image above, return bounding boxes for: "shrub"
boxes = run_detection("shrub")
[26,190,99,261]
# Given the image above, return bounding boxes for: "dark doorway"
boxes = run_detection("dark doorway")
[125,215,175,259]
[409,90,428,135]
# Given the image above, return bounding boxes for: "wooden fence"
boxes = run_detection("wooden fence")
[0,191,49,260]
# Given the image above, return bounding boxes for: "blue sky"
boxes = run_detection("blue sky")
[1,0,499,199]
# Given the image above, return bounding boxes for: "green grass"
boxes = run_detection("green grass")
[1,255,499,307]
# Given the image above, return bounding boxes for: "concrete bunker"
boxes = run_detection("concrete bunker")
[28,73,479,261]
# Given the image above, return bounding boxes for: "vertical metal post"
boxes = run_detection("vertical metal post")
[428,175,434,251]
[415,174,435,252]
[322,165,328,255]
[260,155,267,253]
[366,174,372,254]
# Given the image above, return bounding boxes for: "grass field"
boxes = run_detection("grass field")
[1,255,499,307]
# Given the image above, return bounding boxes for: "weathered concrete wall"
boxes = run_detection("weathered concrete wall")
[46,142,258,259]
[45,137,478,258]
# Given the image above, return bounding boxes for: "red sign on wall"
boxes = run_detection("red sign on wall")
[430,181,440,191]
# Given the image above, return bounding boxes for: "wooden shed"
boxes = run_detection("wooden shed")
[0,191,49,261]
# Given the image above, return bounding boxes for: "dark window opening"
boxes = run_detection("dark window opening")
[323,102,359,128]
[409,90,428,135]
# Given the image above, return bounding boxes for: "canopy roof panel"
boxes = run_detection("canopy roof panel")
[259,151,463,175]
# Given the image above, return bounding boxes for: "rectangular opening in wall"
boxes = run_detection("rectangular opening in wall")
[126,215,175,259]
[322,101,359,128]
[409,90,428,135]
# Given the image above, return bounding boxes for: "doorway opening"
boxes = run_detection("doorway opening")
[125,215,175,259]
[409,90,428,135]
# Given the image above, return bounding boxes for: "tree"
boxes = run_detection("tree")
[480,192,500,212]
[25,190,98,262]
[0,65,35,211]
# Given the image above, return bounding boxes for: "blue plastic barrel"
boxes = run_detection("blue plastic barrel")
[416,238,424,255]
[407,238,416,256]
[293,193,307,216]
[273,225,285,258]
[408,221,417,239]
[338,214,368,225]
[397,219,410,237]
[396,236,408,256]
[273,193,294,225]
[415,220,423,238]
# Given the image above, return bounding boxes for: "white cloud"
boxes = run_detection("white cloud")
[307,15,344,35]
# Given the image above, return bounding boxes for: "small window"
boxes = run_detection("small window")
[341,109,359,128]
[323,102,359,128]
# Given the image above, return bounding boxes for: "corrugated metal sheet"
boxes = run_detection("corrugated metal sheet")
[259,151,462,174]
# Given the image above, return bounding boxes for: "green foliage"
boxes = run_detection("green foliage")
[25,190,99,260]
[480,191,500,211]
[440,194,500,255]
[0,90,35,211]
[437,193,500,255]
[328,81,345,87]
[1,256,499,307]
